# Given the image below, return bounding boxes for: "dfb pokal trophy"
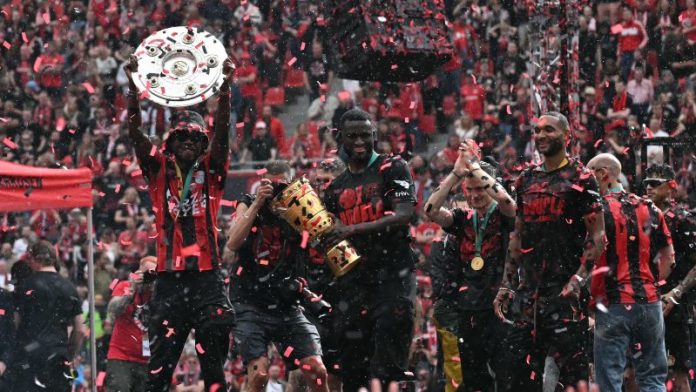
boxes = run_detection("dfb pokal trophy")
[271,177,360,277]
[131,26,228,107]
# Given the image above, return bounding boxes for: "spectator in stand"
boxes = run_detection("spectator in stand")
[113,187,150,232]
[626,66,653,124]
[116,217,148,272]
[36,41,65,98]
[460,73,485,122]
[680,0,696,47]
[106,256,156,392]
[237,51,260,140]
[240,120,278,166]
[304,40,333,103]
[261,105,287,157]
[617,6,649,81]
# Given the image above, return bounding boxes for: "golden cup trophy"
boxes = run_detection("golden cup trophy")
[271,177,360,277]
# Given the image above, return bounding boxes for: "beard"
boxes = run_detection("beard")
[540,137,564,157]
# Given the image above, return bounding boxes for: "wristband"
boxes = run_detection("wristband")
[498,287,515,294]
[451,171,467,179]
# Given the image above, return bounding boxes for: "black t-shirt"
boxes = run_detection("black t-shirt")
[514,159,602,296]
[304,53,331,92]
[246,135,277,162]
[663,203,696,301]
[14,271,81,359]
[323,154,417,285]
[442,206,514,310]
[230,194,307,307]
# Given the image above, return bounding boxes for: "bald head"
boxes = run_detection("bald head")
[587,153,623,194]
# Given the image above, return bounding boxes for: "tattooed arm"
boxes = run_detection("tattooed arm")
[424,172,462,228]
[107,292,134,319]
[494,216,523,322]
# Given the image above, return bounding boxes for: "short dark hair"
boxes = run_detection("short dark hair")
[338,108,372,132]
[264,160,291,176]
[644,163,675,180]
[542,111,570,131]
[29,240,57,267]
[11,259,33,284]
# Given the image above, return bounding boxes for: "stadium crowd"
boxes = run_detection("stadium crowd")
[0,0,694,391]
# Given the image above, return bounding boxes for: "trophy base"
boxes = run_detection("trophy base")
[326,240,361,278]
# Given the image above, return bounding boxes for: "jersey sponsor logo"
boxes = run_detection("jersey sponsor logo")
[394,180,410,189]
[522,195,566,222]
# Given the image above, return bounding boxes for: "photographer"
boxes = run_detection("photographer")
[226,160,329,392]
[105,256,157,392]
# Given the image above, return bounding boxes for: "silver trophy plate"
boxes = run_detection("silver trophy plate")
[132,26,228,108]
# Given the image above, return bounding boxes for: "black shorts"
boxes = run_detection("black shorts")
[232,302,322,366]
[665,303,692,371]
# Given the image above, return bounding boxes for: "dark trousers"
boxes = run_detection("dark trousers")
[496,294,589,392]
[147,271,234,392]
[433,300,506,392]
[9,354,72,392]
[107,359,148,392]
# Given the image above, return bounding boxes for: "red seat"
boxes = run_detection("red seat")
[442,94,457,118]
[419,114,436,135]
[284,67,306,89]
[264,87,285,107]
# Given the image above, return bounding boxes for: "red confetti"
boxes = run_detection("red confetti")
[165,327,175,337]
[391,64,398,70]
[526,354,531,365]
[236,266,243,276]
[530,371,536,380]
[300,230,309,249]
[259,259,269,266]
[3,138,17,150]
[149,145,158,156]
[109,279,119,291]
[256,168,268,176]
[42,13,50,24]
[519,247,534,254]
[195,343,206,354]
[283,346,294,358]
[236,122,245,129]
[82,82,95,94]
[151,367,163,374]
[506,105,512,115]
[571,184,584,192]
[610,24,623,34]
[21,32,28,43]
[300,42,306,51]
[33,56,43,73]
[592,266,611,276]
[0,309,5,316]
[288,57,297,66]
[96,371,106,387]
[220,199,238,207]
[2,41,10,50]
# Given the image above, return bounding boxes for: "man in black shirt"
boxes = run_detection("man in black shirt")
[226,161,328,392]
[493,112,606,391]
[9,240,85,392]
[304,41,333,103]
[644,164,696,392]
[322,108,417,391]
[240,121,278,166]
[425,145,516,392]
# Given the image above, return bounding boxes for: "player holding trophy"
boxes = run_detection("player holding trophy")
[125,27,235,392]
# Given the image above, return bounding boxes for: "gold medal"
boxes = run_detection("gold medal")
[471,256,485,271]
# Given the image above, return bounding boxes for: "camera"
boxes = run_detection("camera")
[279,277,333,319]
[143,270,158,284]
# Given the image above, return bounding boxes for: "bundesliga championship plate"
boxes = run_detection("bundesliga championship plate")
[132,26,227,107]
[271,178,360,278]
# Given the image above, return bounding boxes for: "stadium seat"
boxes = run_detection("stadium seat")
[264,87,286,107]
[284,67,306,90]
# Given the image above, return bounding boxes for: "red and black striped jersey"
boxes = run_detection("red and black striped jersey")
[142,151,228,272]
[591,191,672,306]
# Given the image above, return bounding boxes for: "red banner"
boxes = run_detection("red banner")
[0,160,93,212]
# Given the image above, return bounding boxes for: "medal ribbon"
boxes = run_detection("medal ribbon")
[472,201,498,257]
[174,162,195,205]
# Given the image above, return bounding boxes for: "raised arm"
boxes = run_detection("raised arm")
[226,181,274,251]
[210,59,235,166]
[124,55,154,164]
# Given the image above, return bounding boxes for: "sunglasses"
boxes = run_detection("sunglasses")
[642,178,668,188]
[171,130,207,143]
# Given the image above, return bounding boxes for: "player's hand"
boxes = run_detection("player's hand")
[124,54,138,82]
[452,143,473,177]
[493,287,514,324]
[222,57,236,84]
[323,218,354,248]
[0,360,6,376]
[560,276,581,300]
[254,179,274,204]
[661,289,680,317]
